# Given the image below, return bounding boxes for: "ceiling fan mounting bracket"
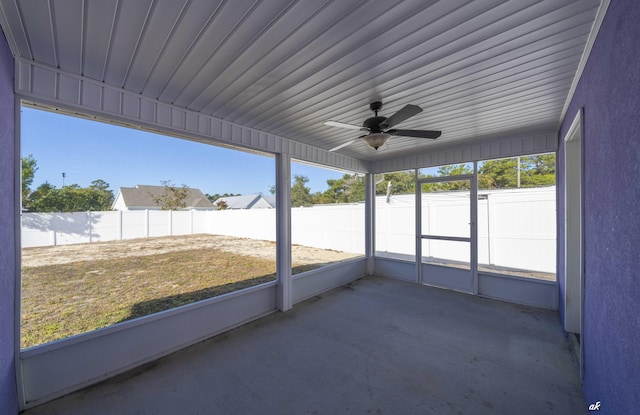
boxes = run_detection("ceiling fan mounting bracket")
[369,101,383,113]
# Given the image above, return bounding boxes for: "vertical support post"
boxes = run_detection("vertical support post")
[415,169,422,284]
[11,95,23,411]
[168,210,173,236]
[276,153,292,311]
[471,162,479,295]
[364,173,375,275]
[487,194,494,266]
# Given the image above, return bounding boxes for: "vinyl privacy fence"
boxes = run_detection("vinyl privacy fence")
[21,206,366,254]
[375,189,556,273]
[21,188,555,273]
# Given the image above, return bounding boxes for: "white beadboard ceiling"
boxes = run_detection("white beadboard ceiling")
[0,0,602,162]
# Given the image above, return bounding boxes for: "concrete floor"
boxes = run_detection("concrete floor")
[23,276,586,415]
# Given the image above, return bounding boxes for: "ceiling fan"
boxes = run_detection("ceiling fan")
[325,101,441,151]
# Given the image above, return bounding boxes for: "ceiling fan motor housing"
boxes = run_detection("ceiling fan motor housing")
[363,116,387,132]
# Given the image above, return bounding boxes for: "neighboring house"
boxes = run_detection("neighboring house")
[214,193,275,210]
[112,185,215,211]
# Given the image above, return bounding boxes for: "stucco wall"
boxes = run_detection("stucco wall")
[0,29,18,415]
[558,0,640,413]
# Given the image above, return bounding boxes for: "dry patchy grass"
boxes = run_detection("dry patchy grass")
[21,248,320,349]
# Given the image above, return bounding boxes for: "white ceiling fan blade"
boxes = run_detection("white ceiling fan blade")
[329,138,359,152]
[324,120,363,130]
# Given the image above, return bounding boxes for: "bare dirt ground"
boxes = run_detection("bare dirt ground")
[21,234,361,268]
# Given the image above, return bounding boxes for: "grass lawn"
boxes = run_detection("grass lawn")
[21,248,318,349]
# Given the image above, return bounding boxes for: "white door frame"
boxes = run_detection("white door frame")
[563,108,584,338]
[415,174,477,292]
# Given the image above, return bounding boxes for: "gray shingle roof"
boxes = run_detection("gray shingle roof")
[116,185,214,209]
[214,194,275,209]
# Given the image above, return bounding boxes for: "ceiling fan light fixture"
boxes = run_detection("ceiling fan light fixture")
[364,132,389,150]
[325,101,440,152]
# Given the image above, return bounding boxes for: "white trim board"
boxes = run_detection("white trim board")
[559,0,611,124]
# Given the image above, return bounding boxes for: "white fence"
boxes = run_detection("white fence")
[21,205,366,255]
[374,188,556,273]
[21,187,556,273]
[21,210,212,247]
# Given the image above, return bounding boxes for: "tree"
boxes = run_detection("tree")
[479,154,555,189]
[291,175,314,207]
[21,154,38,201]
[206,192,240,203]
[312,171,417,204]
[375,171,415,196]
[519,154,556,187]
[215,199,229,210]
[88,179,115,210]
[27,181,115,212]
[320,174,365,203]
[151,180,189,210]
[479,158,518,189]
[436,164,473,177]
[27,182,57,212]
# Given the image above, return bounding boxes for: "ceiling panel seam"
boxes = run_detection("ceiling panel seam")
[169,0,262,106]
[185,0,301,109]
[80,0,86,78]
[99,0,118,82]
[223,0,447,124]
[245,6,594,132]
[240,0,552,129]
[198,0,365,116]
[12,0,33,59]
[218,0,406,122]
[121,0,156,88]
[0,1,18,55]
[279,27,589,134]
[137,0,190,94]
[190,0,305,112]
[153,1,225,100]
[47,0,58,69]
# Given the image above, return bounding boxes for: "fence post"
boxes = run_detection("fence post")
[118,210,123,240]
[145,209,149,238]
[487,195,494,266]
[169,210,173,236]
[88,211,92,243]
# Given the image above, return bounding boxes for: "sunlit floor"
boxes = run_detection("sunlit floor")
[23,275,584,415]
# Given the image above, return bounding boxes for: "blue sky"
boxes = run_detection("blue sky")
[21,107,346,196]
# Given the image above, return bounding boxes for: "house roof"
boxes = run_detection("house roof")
[116,185,214,209]
[214,194,276,210]
[0,1,604,165]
